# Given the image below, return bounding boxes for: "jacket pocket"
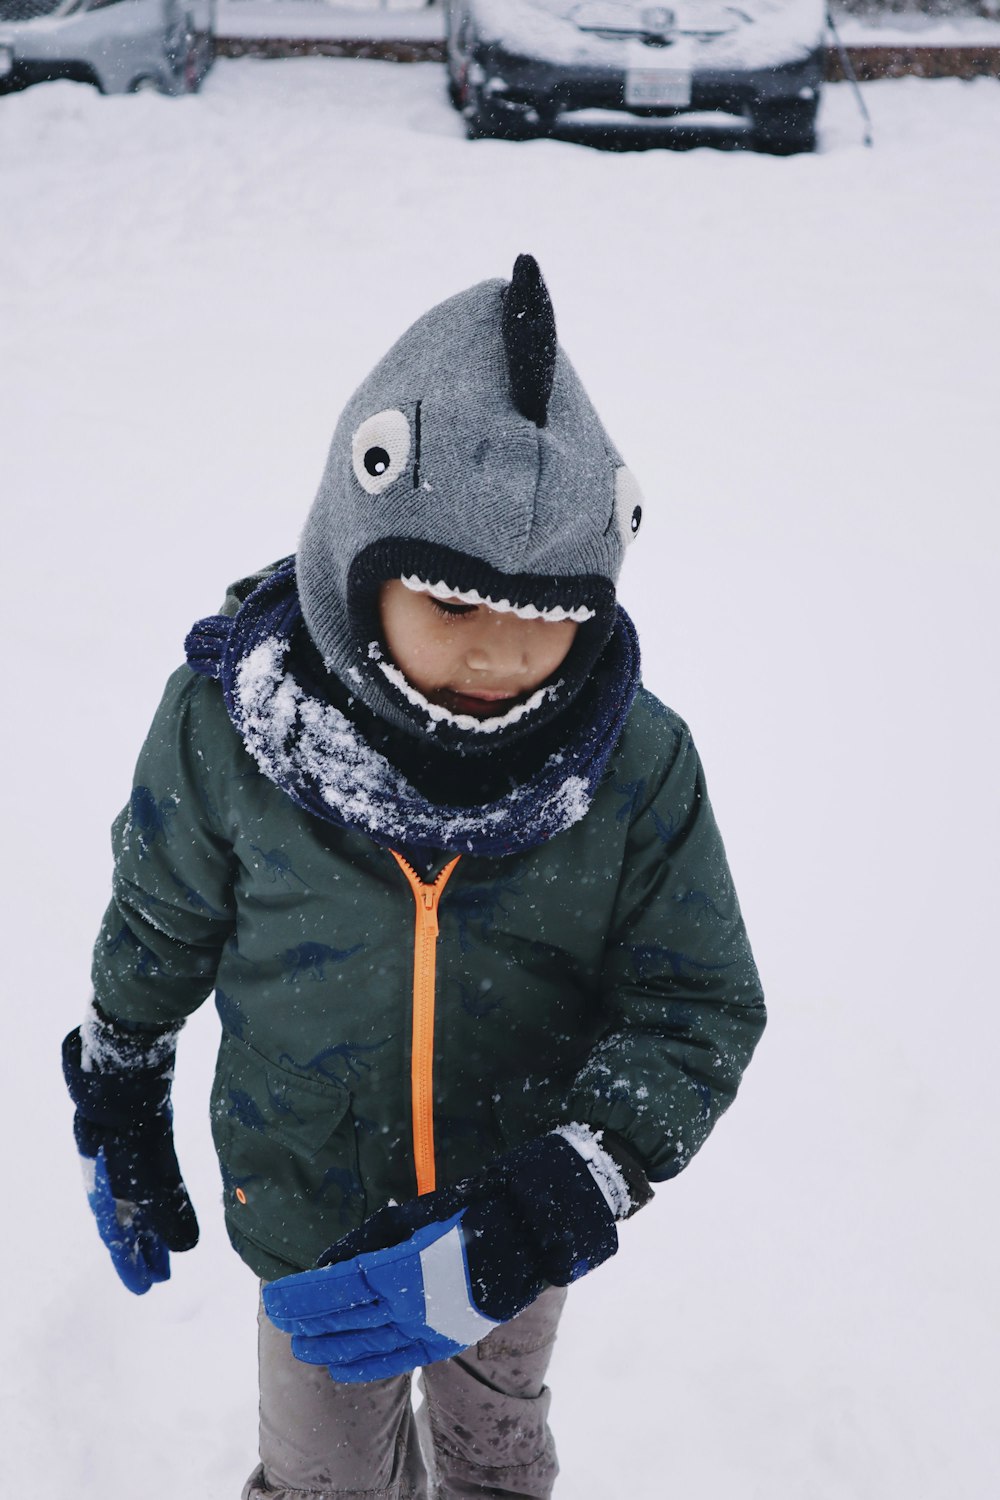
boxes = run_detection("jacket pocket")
[210,1033,367,1269]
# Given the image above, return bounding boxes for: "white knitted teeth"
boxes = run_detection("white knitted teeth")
[400,574,595,624]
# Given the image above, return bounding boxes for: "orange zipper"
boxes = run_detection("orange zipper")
[390,850,461,1196]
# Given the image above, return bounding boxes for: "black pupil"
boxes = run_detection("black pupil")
[631,505,642,534]
[365,446,390,477]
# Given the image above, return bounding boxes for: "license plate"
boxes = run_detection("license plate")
[625,68,691,108]
[0,46,13,78]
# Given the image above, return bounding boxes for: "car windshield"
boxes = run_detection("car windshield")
[0,0,84,17]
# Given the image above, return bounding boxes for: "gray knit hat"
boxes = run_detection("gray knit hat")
[297,255,643,750]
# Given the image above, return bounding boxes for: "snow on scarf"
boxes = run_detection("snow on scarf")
[185,558,640,858]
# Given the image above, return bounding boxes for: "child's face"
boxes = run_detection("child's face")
[378,581,579,719]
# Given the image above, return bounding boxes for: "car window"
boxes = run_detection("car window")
[0,0,84,17]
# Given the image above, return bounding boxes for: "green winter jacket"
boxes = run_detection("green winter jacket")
[94,585,765,1282]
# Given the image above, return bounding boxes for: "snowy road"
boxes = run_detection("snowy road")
[2,59,998,1498]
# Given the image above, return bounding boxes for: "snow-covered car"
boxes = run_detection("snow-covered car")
[444,0,827,152]
[0,0,215,96]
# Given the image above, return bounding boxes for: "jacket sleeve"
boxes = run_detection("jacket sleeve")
[91,666,237,1029]
[563,719,766,1182]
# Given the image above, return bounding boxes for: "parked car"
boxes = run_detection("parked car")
[0,0,215,96]
[444,0,826,152]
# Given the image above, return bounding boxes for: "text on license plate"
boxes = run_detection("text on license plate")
[625,68,691,107]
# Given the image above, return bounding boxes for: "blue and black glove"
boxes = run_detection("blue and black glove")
[62,1005,198,1295]
[264,1128,650,1383]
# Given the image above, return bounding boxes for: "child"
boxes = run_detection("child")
[63,255,765,1500]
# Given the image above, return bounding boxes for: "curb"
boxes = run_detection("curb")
[216,36,445,62]
[826,44,1000,79]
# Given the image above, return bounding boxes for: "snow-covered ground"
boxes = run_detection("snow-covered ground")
[2,59,998,1499]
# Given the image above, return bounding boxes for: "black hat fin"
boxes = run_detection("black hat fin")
[501,254,557,428]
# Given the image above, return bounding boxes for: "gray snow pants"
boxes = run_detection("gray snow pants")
[243,1284,568,1500]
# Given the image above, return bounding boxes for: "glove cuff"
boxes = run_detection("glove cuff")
[554,1124,654,1220]
[506,1134,619,1286]
[63,1002,181,1132]
[81,998,182,1073]
[554,1123,630,1219]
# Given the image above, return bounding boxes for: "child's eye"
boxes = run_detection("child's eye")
[431,599,477,618]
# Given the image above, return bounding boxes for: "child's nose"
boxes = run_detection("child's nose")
[464,641,528,676]
[464,621,531,676]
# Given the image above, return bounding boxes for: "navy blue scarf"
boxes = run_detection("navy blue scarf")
[186,559,640,858]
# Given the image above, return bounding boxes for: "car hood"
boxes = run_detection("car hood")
[470,0,827,70]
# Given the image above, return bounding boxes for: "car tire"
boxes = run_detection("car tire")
[751,96,818,155]
[129,74,167,95]
[184,31,215,93]
[465,86,538,142]
[446,58,464,110]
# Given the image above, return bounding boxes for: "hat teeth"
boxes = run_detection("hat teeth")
[450,583,484,606]
[399,574,595,623]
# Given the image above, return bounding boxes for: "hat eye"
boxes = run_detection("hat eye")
[352,410,411,495]
[614,467,643,546]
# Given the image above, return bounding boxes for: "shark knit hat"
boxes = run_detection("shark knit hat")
[297,254,644,751]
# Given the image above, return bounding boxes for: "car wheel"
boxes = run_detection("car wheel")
[465,86,538,142]
[129,74,167,95]
[446,57,464,110]
[751,96,818,155]
[184,32,215,93]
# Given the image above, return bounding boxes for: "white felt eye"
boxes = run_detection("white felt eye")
[614,467,643,546]
[351,409,411,495]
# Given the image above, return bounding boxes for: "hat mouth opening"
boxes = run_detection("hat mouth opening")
[344,537,617,747]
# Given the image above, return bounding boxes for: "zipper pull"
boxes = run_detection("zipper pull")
[421,885,439,937]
